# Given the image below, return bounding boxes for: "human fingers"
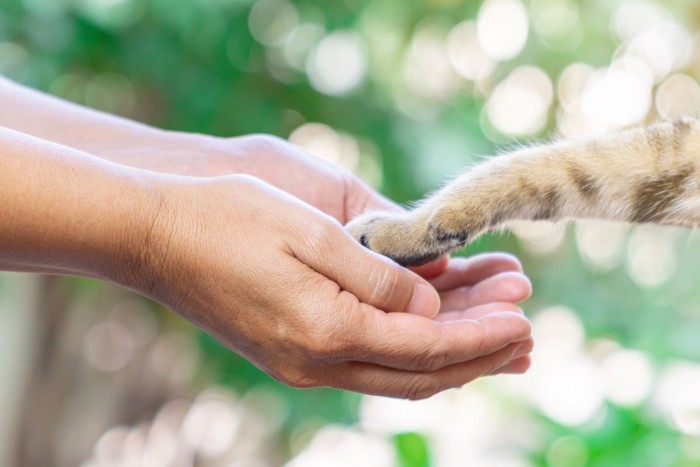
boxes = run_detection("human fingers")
[340,306,532,371]
[433,302,524,323]
[289,220,441,317]
[437,271,532,313]
[490,355,533,375]
[325,340,533,399]
[408,255,450,279]
[428,253,524,291]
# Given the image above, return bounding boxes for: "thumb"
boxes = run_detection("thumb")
[291,221,441,318]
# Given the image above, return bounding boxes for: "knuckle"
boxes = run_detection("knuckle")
[365,267,407,312]
[415,343,449,372]
[306,321,356,362]
[466,320,490,356]
[326,323,355,357]
[306,335,340,361]
[274,366,320,390]
[403,377,442,401]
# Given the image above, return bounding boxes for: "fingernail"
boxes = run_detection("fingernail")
[407,283,440,318]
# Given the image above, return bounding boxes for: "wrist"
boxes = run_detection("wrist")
[0,127,173,281]
[102,170,181,294]
[55,168,171,285]
[109,173,266,312]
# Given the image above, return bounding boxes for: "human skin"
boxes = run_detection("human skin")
[0,77,531,283]
[0,78,534,398]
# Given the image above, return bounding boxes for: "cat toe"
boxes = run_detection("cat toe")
[346,212,435,265]
[345,213,385,248]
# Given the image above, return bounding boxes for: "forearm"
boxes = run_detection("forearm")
[0,125,158,279]
[0,77,376,222]
[0,76,205,171]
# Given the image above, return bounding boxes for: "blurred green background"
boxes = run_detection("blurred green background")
[2,0,700,466]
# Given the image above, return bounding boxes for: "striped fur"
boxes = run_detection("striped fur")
[346,118,700,266]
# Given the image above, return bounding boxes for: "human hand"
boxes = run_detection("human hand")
[0,78,391,222]
[424,253,533,374]
[0,79,534,392]
[119,174,532,399]
[120,132,396,224]
[124,133,534,376]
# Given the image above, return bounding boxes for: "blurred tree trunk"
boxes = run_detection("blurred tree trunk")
[14,276,72,467]
[0,273,40,467]
[5,276,189,467]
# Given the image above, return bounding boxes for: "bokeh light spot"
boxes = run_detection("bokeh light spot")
[656,362,700,436]
[627,226,680,288]
[448,20,496,82]
[613,0,669,42]
[477,0,529,61]
[576,221,628,271]
[655,74,700,119]
[306,31,367,96]
[83,322,135,372]
[285,426,395,467]
[182,389,241,459]
[600,349,654,406]
[532,0,580,41]
[511,221,565,255]
[580,62,652,132]
[402,20,458,101]
[289,123,360,171]
[486,65,553,136]
[248,0,299,46]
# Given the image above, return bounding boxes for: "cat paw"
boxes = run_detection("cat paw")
[346,210,469,266]
[346,212,439,266]
[427,204,488,247]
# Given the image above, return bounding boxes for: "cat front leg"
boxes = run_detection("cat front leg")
[345,174,496,266]
[348,118,700,266]
[348,151,573,265]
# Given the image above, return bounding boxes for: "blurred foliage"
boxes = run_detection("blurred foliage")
[5,0,700,465]
[394,432,431,467]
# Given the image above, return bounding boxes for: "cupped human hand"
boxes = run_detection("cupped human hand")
[140,132,395,223]
[427,253,534,374]
[122,130,535,379]
[122,174,532,399]
[144,132,535,376]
